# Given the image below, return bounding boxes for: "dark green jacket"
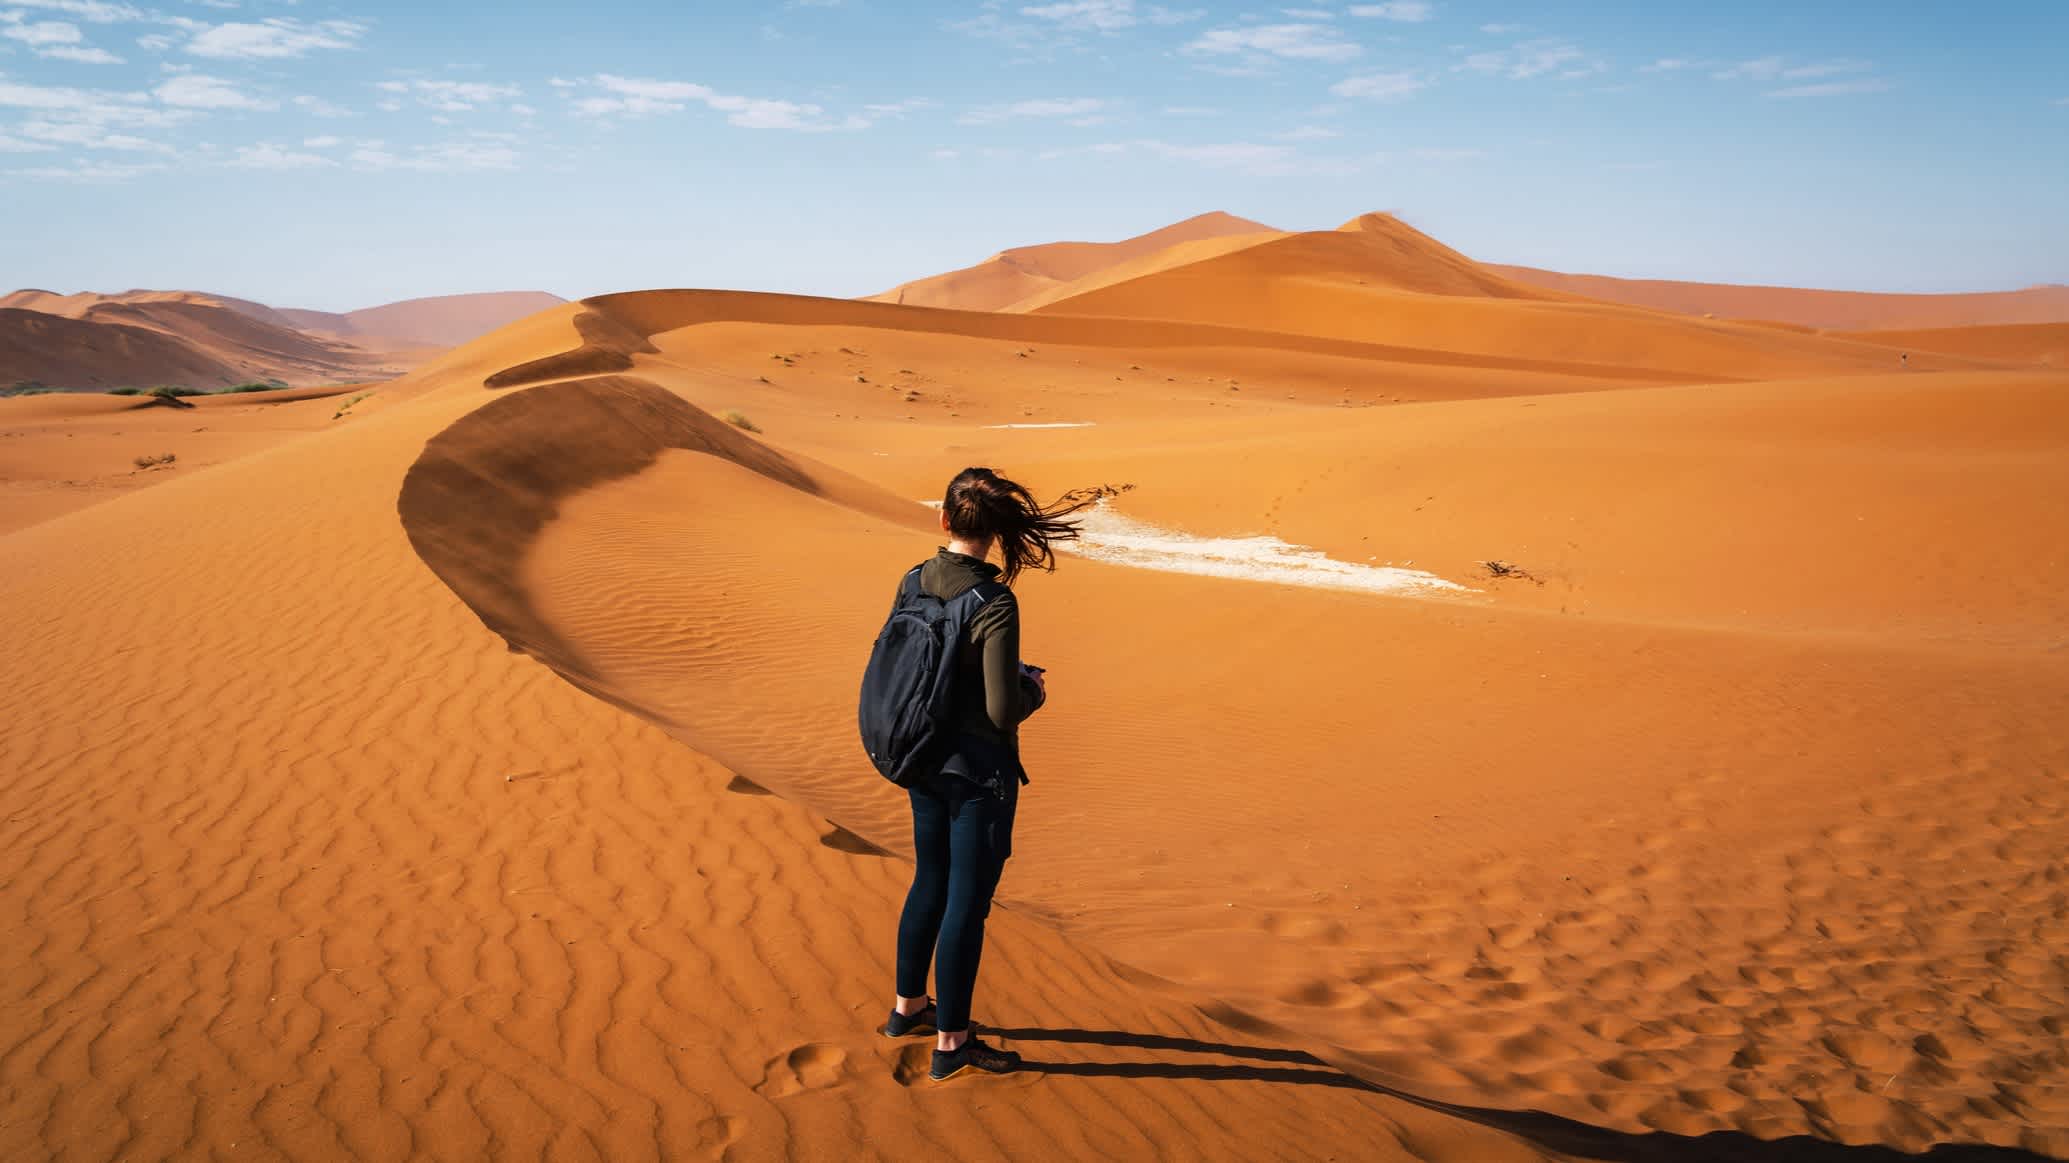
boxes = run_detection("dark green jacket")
[912,548,1045,754]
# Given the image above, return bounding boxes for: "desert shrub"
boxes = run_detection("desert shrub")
[720,409,762,433]
[331,392,371,420]
[107,386,143,396]
[147,385,202,399]
[3,381,57,397]
[133,452,177,469]
[222,380,286,394]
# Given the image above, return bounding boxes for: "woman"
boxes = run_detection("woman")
[883,466,1089,1081]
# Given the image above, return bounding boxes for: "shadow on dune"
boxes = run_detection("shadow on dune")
[994,1026,2053,1163]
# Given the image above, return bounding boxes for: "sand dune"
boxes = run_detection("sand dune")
[1025,215,1970,382]
[869,211,1277,311]
[323,290,570,348]
[6,212,2068,1159]
[1844,322,2069,366]
[1488,265,2069,331]
[1,288,564,391]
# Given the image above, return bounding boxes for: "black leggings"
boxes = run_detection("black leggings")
[895,774,1017,1034]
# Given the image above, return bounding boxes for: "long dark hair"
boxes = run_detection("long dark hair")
[941,467,1094,584]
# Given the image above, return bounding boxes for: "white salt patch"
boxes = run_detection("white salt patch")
[980,422,1096,429]
[1064,503,1471,596]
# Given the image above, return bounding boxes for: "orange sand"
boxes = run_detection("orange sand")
[5,215,2067,1160]
[1487,266,2069,331]
[870,211,1276,311]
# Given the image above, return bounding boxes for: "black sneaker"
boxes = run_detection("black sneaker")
[929,1035,1020,1081]
[883,1002,937,1039]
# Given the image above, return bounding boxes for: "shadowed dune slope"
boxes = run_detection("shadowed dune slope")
[2,297,389,389]
[869,211,1278,311]
[1843,322,2069,366]
[1488,266,2069,331]
[1,306,239,388]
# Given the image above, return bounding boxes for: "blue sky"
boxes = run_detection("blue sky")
[1,0,2063,311]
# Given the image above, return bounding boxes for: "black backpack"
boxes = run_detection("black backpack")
[858,564,1008,786]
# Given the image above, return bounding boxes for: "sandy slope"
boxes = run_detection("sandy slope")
[868,211,1277,311]
[1844,322,2069,367]
[1487,266,2069,331]
[0,385,378,535]
[0,306,1570,1162]
[6,226,2068,1160]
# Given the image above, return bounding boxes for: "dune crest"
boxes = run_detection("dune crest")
[868,210,1278,311]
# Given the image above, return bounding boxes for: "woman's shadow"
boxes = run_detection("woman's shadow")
[991,1026,2050,1163]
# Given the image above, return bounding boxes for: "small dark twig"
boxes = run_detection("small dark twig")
[1481,559,1542,585]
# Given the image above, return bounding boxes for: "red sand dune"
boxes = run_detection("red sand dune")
[0,288,564,390]
[1488,265,2069,331]
[4,211,2067,1159]
[869,210,1277,311]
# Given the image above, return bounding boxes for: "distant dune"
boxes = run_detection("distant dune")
[868,211,1277,312]
[1021,213,1948,381]
[317,290,569,348]
[1487,265,2069,330]
[1844,321,2069,366]
[0,288,563,390]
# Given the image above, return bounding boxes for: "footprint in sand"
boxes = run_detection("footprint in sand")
[754,1043,849,1098]
[693,1114,745,1157]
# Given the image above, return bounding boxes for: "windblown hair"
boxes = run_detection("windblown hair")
[941,467,1094,584]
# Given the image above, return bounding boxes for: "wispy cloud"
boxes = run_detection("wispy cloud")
[4,0,144,22]
[1712,55,1871,81]
[349,140,518,172]
[373,79,524,113]
[1478,21,1520,34]
[181,18,366,60]
[12,117,168,150]
[1183,23,1361,64]
[1457,36,1602,80]
[231,142,335,169]
[1019,0,1201,31]
[155,73,272,110]
[1348,2,1434,22]
[957,96,1107,125]
[1638,57,1690,73]
[1330,71,1427,101]
[569,74,872,130]
[292,94,354,118]
[1,14,125,62]
[15,157,165,180]
[1767,78,1889,98]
